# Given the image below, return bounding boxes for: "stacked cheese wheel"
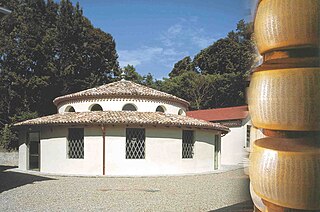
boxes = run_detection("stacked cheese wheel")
[255,0,320,54]
[249,0,320,210]
[248,67,320,131]
[250,137,320,210]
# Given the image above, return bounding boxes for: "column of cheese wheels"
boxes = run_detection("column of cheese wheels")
[249,126,266,211]
[249,0,320,211]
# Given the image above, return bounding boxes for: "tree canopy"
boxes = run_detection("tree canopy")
[162,20,256,110]
[168,56,195,78]
[0,0,119,150]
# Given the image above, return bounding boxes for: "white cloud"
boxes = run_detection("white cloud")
[191,35,215,49]
[118,46,188,71]
[160,17,217,49]
[118,46,163,67]
[167,24,182,36]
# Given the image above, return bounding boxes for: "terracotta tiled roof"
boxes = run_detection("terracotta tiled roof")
[14,111,229,133]
[53,80,189,107]
[187,106,249,122]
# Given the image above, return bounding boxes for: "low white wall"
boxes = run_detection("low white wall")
[221,119,251,165]
[19,126,220,176]
[57,98,187,115]
[0,151,18,166]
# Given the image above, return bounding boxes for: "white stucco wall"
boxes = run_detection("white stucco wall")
[18,130,28,170]
[105,127,217,176]
[18,126,220,176]
[57,98,187,115]
[40,126,103,175]
[221,118,251,165]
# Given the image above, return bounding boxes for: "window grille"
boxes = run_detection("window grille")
[246,125,251,148]
[182,130,194,158]
[126,128,145,159]
[68,128,84,159]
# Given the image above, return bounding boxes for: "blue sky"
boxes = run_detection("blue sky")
[72,0,255,79]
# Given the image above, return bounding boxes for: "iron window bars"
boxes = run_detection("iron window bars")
[182,130,194,158]
[68,128,84,159]
[126,128,145,159]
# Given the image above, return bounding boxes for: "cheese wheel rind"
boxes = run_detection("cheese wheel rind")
[249,137,320,210]
[248,68,320,131]
[254,0,320,54]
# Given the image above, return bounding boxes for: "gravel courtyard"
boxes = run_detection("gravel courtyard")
[0,166,250,211]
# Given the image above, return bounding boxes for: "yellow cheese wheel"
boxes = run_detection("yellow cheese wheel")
[249,137,320,210]
[248,68,320,131]
[254,0,320,54]
[250,182,266,212]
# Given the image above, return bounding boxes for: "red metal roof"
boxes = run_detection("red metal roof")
[187,106,249,122]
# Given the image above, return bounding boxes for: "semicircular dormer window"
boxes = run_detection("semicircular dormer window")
[178,109,186,115]
[122,103,137,111]
[90,104,103,111]
[65,106,75,112]
[156,105,166,113]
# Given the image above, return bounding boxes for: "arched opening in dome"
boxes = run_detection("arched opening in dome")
[90,104,103,111]
[156,105,166,113]
[178,109,186,115]
[65,106,75,112]
[122,103,137,111]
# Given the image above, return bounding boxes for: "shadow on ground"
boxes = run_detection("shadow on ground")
[212,200,254,212]
[0,166,55,193]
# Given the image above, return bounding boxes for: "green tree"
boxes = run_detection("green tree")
[0,124,17,151]
[0,0,119,149]
[169,56,195,78]
[164,20,256,110]
[0,0,118,118]
[55,0,118,95]
[121,64,143,82]
[141,73,156,88]
[161,72,213,110]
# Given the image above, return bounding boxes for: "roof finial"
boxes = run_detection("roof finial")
[120,68,126,81]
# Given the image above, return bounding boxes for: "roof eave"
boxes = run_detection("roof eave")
[14,122,229,133]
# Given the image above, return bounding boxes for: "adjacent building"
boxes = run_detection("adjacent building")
[187,106,250,165]
[15,80,229,176]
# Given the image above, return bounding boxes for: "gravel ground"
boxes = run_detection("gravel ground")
[0,167,250,212]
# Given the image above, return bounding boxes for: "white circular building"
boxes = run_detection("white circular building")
[15,80,229,176]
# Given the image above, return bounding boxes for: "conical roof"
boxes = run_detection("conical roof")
[53,80,189,107]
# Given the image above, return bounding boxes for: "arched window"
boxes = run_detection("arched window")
[156,105,166,113]
[178,109,186,115]
[90,104,103,111]
[65,106,75,112]
[122,103,137,111]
